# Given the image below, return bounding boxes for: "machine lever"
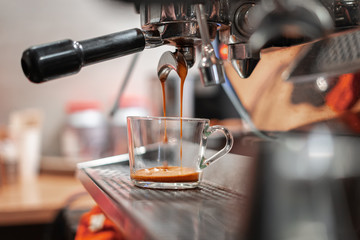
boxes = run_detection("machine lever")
[21,28,145,83]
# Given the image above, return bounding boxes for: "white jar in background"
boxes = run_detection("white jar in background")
[61,101,110,162]
[111,96,150,155]
[0,128,18,185]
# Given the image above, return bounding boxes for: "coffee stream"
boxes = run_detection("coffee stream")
[160,60,187,165]
[179,61,187,164]
[160,80,168,142]
[131,59,199,183]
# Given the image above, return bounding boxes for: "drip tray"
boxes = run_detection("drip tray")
[77,153,253,240]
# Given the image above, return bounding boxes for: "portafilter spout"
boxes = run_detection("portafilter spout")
[157,50,188,83]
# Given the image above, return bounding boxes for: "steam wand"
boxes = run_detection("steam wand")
[195,4,226,86]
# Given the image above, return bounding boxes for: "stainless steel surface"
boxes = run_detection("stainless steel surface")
[229,43,260,78]
[286,29,360,83]
[248,0,333,52]
[225,0,334,79]
[140,1,229,47]
[77,153,253,240]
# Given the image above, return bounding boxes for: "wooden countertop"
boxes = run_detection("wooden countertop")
[0,173,92,226]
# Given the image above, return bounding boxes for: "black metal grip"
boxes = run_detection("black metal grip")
[21,28,145,83]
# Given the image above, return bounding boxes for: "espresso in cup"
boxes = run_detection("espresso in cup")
[127,116,233,189]
[131,165,199,183]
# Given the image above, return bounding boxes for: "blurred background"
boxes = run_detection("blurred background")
[0,0,162,157]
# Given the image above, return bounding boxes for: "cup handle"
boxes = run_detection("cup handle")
[199,125,234,169]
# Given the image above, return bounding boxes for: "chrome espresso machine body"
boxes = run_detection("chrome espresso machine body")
[22,0,359,84]
[21,1,360,240]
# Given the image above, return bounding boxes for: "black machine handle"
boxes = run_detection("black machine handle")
[21,28,145,83]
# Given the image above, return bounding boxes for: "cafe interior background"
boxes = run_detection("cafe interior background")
[0,0,239,239]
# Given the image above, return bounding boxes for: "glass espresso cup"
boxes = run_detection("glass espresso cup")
[127,116,234,189]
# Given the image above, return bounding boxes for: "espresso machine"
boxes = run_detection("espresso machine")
[21,0,360,239]
[21,0,360,134]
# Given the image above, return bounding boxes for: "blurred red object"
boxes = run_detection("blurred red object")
[75,205,124,240]
[326,73,360,112]
[66,101,101,114]
[219,43,228,60]
[325,72,360,133]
